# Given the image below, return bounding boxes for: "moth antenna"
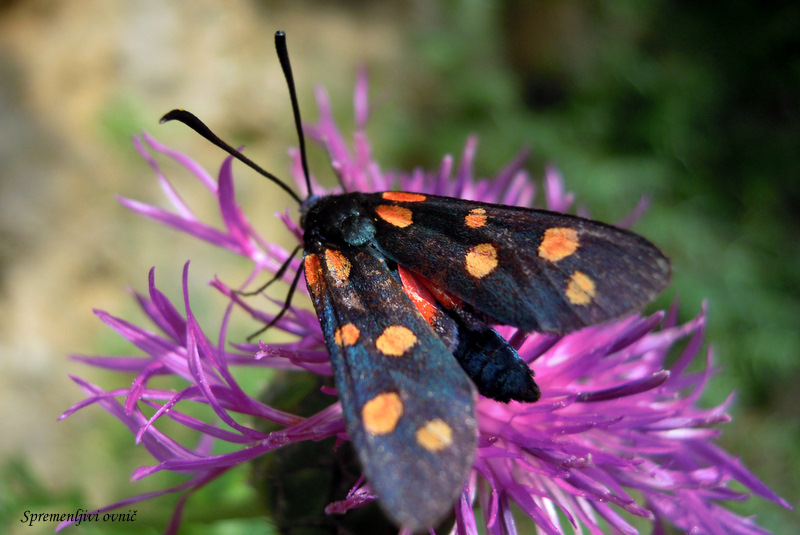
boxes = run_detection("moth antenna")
[159,109,302,205]
[246,263,305,342]
[274,30,314,198]
[236,244,302,297]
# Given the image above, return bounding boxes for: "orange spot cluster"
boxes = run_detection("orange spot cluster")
[362,392,403,435]
[566,270,596,305]
[324,249,351,285]
[376,205,413,228]
[465,243,499,279]
[375,325,417,357]
[382,191,426,202]
[465,208,487,228]
[334,323,360,346]
[538,227,579,262]
[415,418,453,452]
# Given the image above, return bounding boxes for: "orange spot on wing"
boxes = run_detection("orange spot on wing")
[304,254,322,292]
[539,227,579,262]
[465,208,487,228]
[362,392,403,435]
[382,191,426,202]
[566,271,596,305]
[324,249,351,285]
[375,205,413,228]
[416,419,453,452]
[465,243,498,279]
[375,325,417,356]
[334,323,360,346]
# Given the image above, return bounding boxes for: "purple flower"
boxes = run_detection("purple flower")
[62,71,789,534]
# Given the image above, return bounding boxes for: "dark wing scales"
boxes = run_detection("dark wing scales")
[451,322,540,403]
[534,221,669,328]
[303,241,476,532]
[363,192,670,333]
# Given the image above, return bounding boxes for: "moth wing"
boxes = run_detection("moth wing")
[303,241,477,531]
[365,192,670,332]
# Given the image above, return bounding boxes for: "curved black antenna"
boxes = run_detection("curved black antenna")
[236,244,302,297]
[274,30,313,198]
[160,109,302,205]
[246,262,306,341]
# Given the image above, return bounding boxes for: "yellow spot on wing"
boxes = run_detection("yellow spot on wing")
[334,323,360,346]
[375,204,413,228]
[539,227,579,262]
[416,419,453,452]
[566,271,596,305]
[375,325,417,356]
[324,249,351,285]
[382,191,426,202]
[465,243,498,279]
[362,392,403,435]
[465,208,487,228]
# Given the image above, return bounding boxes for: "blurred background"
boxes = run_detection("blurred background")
[1,1,797,533]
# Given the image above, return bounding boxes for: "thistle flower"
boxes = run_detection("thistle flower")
[62,71,789,534]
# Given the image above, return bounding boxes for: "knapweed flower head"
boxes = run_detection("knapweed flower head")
[62,71,789,534]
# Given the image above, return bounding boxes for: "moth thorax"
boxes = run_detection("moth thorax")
[338,214,376,246]
[301,195,376,247]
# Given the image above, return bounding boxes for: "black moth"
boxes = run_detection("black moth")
[161,30,670,533]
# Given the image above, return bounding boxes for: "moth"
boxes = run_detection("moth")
[161,30,670,533]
